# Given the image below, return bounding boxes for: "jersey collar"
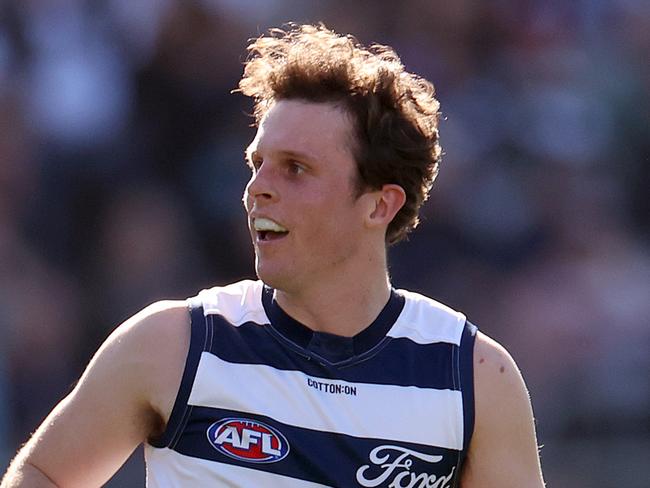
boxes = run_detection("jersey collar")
[261,285,405,362]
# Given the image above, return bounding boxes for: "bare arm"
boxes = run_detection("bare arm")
[1,462,59,488]
[1,301,190,488]
[461,332,545,487]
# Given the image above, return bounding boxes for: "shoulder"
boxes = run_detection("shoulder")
[102,300,190,366]
[473,331,528,407]
[109,300,190,346]
[96,300,191,426]
[472,331,532,432]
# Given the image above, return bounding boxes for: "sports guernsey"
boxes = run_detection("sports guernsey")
[145,280,477,487]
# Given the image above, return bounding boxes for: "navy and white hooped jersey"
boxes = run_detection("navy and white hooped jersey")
[145,279,477,487]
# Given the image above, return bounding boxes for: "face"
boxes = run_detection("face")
[243,99,370,293]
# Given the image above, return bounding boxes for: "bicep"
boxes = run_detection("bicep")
[12,302,189,488]
[461,332,545,488]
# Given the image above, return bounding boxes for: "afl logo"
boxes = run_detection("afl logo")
[207,418,290,463]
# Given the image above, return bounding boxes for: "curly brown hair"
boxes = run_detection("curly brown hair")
[238,24,441,245]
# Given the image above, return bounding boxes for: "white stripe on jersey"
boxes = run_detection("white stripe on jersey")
[188,352,464,450]
[199,280,268,326]
[145,446,331,488]
[388,289,466,346]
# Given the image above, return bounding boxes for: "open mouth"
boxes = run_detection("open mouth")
[257,230,289,241]
[253,217,289,242]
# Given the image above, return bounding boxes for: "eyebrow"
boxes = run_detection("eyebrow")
[245,147,317,164]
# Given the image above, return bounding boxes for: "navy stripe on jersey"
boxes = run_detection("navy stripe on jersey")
[172,406,460,488]
[150,297,208,449]
[206,313,459,390]
[459,321,477,455]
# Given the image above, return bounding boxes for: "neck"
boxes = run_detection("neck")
[274,250,391,337]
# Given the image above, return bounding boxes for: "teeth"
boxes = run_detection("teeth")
[253,218,288,232]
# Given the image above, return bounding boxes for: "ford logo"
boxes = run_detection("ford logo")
[207,417,290,463]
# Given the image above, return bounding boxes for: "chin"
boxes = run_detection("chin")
[255,262,285,290]
[255,262,299,293]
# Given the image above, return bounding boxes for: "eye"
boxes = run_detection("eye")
[287,161,305,175]
[249,157,263,172]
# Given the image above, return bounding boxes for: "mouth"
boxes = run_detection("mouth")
[257,230,289,241]
[253,217,289,242]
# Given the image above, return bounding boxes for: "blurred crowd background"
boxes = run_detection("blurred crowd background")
[1,0,648,486]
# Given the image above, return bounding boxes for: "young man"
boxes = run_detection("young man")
[2,24,545,487]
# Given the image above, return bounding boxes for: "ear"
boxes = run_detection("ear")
[364,184,406,230]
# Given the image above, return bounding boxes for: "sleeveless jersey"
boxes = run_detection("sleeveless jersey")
[145,279,477,487]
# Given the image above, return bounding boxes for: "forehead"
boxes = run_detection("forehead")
[247,100,356,162]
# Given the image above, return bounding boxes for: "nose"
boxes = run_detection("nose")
[244,163,278,210]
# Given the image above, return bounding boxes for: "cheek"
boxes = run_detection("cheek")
[301,199,361,246]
